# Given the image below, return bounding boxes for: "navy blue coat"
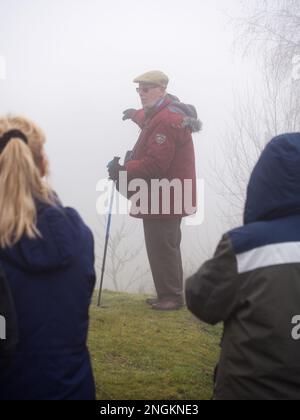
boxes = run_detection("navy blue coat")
[0,202,96,400]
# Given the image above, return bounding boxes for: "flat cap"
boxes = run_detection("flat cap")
[133,70,169,88]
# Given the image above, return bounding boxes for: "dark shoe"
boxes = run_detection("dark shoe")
[146,297,159,306]
[152,300,183,311]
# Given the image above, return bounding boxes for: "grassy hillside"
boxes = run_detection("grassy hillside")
[89,291,222,400]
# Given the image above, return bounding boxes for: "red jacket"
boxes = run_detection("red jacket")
[123,96,200,219]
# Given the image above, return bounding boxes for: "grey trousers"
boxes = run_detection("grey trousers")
[143,218,184,303]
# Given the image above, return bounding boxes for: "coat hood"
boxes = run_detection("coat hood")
[244,133,300,225]
[0,203,86,273]
[167,94,202,133]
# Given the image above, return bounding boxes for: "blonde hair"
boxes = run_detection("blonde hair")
[0,116,55,248]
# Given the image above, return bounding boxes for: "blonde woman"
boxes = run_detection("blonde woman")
[0,116,96,400]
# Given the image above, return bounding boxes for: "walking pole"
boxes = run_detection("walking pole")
[97,157,120,307]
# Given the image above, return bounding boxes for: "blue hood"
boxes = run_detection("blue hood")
[0,203,84,273]
[244,133,300,225]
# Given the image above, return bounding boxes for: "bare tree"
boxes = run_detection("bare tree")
[95,215,151,293]
[237,0,300,78]
[125,265,153,294]
[213,1,300,227]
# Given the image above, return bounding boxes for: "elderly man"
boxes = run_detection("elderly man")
[108,70,201,311]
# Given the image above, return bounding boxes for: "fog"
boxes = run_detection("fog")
[0,0,260,292]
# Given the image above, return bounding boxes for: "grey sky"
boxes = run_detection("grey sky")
[0,0,258,290]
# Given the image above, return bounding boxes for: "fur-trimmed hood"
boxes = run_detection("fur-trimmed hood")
[167,94,203,133]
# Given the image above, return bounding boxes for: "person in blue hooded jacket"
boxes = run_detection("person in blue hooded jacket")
[0,116,96,400]
[186,133,300,400]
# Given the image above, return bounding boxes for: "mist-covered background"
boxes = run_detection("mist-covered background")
[1,0,299,293]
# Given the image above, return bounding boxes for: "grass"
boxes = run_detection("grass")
[88,291,222,400]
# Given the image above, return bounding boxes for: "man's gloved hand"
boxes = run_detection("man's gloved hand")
[107,157,125,181]
[122,109,137,121]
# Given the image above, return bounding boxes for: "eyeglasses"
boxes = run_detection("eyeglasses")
[136,85,158,94]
